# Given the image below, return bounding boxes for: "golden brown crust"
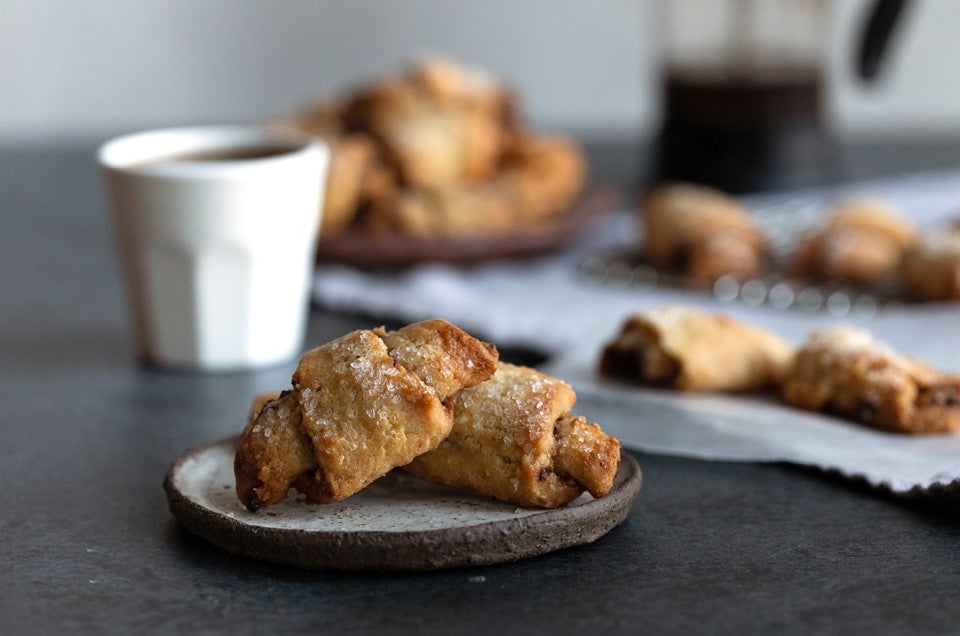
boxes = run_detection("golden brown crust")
[552,414,621,499]
[234,319,498,511]
[598,306,795,392]
[404,364,621,508]
[247,391,281,424]
[234,391,324,511]
[376,318,499,399]
[641,183,767,282]
[781,327,960,434]
[292,330,454,503]
[788,198,917,285]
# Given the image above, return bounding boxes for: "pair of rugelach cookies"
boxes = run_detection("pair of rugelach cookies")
[235,319,620,512]
[600,306,960,436]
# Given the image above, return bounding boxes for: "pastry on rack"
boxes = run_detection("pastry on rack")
[781,327,960,434]
[598,306,794,392]
[234,319,499,511]
[900,227,960,300]
[404,364,621,508]
[788,198,917,286]
[641,183,768,283]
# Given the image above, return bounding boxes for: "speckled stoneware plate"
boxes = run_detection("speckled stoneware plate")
[164,436,642,571]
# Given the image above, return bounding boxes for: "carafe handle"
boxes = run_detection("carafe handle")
[857,0,911,81]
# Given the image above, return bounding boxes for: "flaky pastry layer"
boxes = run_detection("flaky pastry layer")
[782,327,960,434]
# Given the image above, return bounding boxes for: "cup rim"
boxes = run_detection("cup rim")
[97,125,326,178]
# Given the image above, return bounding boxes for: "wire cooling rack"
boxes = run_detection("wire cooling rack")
[577,198,904,318]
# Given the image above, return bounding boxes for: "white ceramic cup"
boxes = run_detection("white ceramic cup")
[99,125,328,371]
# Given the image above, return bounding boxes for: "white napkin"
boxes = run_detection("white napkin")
[313,167,960,495]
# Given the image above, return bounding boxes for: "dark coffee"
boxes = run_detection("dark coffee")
[653,63,835,193]
[139,145,295,167]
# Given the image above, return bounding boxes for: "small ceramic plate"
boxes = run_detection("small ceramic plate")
[314,186,620,268]
[164,436,642,570]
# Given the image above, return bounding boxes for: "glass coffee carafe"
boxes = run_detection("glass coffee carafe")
[653,0,908,193]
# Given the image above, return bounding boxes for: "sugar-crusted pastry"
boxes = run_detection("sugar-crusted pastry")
[781,327,960,434]
[900,228,960,300]
[404,364,621,508]
[788,198,917,285]
[642,183,767,283]
[234,319,498,511]
[598,306,794,392]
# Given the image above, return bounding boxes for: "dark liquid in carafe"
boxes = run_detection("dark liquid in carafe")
[653,64,834,193]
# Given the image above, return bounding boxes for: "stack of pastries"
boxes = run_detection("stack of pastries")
[235,319,621,511]
[273,57,588,238]
[599,306,960,435]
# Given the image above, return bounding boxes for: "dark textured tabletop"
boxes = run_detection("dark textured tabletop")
[3,138,960,634]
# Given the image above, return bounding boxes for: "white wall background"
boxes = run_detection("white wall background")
[1,0,958,143]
